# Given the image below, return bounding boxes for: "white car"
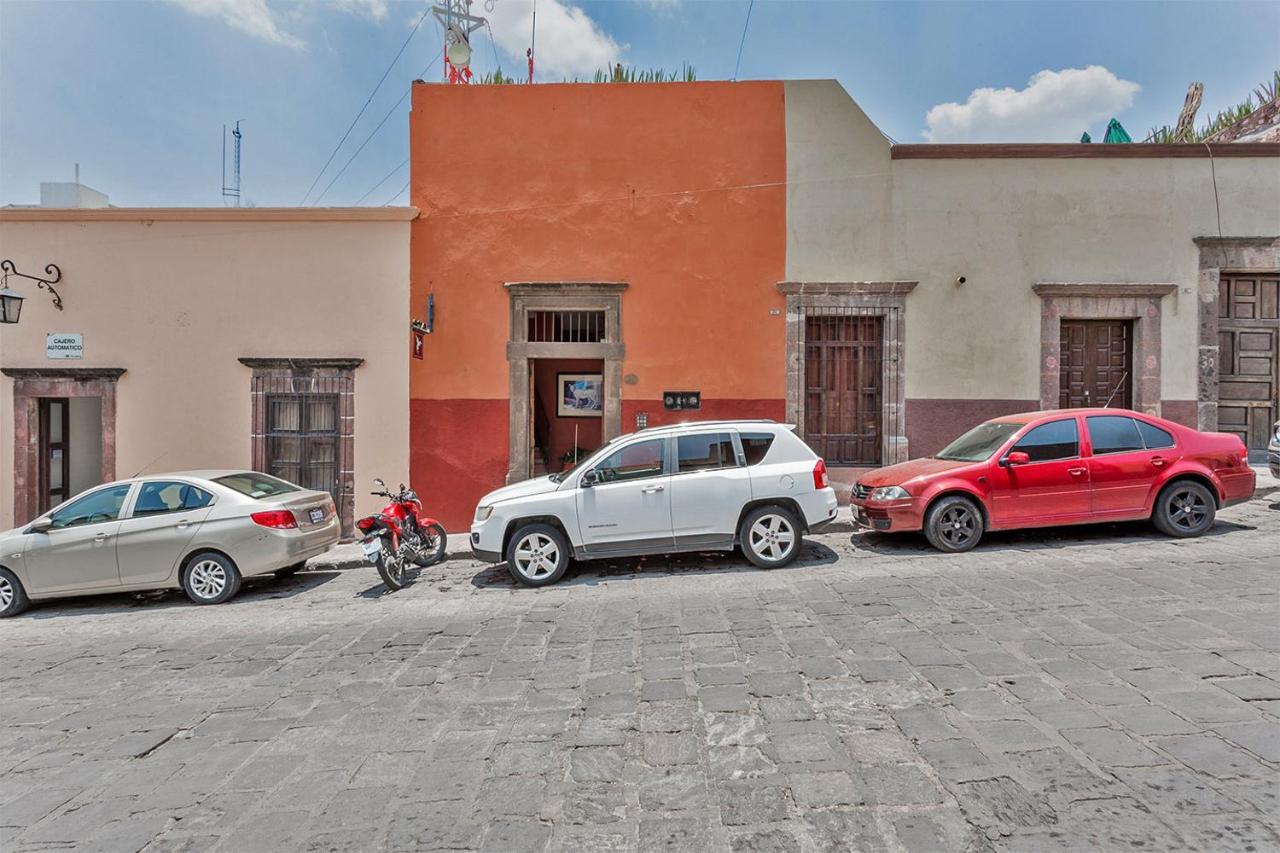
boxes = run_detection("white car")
[470,421,838,586]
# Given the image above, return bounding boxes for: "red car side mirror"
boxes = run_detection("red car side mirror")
[1004,451,1031,467]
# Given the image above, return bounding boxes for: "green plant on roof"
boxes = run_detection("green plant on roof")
[1146,71,1279,143]
[476,62,696,85]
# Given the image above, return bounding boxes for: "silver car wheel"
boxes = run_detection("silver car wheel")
[0,576,12,610]
[188,559,227,600]
[513,532,560,580]
[749,514,795,562]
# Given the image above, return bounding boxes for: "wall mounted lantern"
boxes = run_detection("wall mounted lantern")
[0,259,64,324]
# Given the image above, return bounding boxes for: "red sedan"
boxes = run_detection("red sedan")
[851,409,1255,552]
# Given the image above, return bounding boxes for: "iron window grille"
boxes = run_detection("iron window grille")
[527,309,607,343]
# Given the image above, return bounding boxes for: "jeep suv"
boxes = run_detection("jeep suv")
[470,421,838,586]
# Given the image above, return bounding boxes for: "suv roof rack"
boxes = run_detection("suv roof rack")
[636,419,778,434]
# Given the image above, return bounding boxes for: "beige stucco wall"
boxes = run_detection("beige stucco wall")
[784,79,1280,403]
[0,209,414,530]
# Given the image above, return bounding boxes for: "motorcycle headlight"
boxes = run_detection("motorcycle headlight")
[870,486,910,502]
[474,505,493,522]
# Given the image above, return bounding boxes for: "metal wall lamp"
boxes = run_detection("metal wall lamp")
[0,258,64,324]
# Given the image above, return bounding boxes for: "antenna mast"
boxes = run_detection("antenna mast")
[221,120,242,207]
[432,0,487,84]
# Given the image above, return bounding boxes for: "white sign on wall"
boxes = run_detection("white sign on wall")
[46,333,83,360]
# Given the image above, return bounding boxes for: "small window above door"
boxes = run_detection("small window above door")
[527,310,606,343]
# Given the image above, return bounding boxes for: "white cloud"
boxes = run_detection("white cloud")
[924,66,1140,143]
[485,0,623,78]
[166,0,392,49]
[330,0,390,22]
[165,0,304,48]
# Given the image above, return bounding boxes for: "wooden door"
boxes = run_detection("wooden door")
[1218,274,1279,454]
[804,314,883,465]
[1059,320,1132,409]
[38,398,71,513]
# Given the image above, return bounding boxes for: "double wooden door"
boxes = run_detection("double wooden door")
[1218,274,1279,454]
[1059,320,1132,410]
[804,315,883,465]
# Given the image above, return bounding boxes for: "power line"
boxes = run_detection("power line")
[732,0,754,82]
[354,158,409,206]
[299,7,431,205]
[312,55,441,205]
[383,178,411,207]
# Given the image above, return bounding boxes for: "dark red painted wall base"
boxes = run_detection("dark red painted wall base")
[411,398,508,532]
[905,398,1040,458]
[620,398,786,432]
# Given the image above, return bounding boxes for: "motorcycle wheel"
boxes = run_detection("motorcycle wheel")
[374,542,408,591]
[412,524,448,567]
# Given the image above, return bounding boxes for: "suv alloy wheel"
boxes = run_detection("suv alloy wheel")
[506,523,571,586]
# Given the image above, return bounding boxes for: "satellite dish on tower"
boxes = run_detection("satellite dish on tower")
[446,38,472,68]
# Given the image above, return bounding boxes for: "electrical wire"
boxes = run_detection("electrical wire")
[484,20,503,78]
[383,178,411,206]
[299,7,431,205]
[312,56,441,206]
[354,158,409,206]
[732,0,754,82]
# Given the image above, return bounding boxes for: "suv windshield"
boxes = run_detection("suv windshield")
[935,422,1022,462]
[213,472,301,499]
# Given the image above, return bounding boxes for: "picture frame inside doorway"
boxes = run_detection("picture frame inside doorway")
[557,373,603,417]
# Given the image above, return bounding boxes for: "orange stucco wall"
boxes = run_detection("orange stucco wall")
[410,81,787,528]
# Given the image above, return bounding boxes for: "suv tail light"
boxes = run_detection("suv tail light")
[251,510,298,529]
[813,459,829,490]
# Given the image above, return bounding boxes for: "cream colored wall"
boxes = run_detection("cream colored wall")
[783,79,1280,403]
[0,212,412,529]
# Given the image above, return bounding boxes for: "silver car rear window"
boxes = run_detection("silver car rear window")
[213,473,301,499]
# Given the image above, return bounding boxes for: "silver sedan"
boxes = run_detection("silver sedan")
[0,471,340,617]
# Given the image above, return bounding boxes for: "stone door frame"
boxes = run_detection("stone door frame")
[239,357,362,538]
[505,282,626,484]
[3,367,124,525]
[1194,236,1280,431]
[1033,283,1177,416]
[777,281,916,465]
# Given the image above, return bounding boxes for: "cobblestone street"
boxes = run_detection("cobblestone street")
[2,490,1278,853]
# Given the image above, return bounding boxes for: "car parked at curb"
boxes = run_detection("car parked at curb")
[0,471,339,618]
[470,420,838,586]
[851,408,1254,552]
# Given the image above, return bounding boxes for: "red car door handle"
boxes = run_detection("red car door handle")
[1068,467,1086,476]
[1150,457,1166,467]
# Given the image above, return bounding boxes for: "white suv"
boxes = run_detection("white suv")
[470,420,838,586]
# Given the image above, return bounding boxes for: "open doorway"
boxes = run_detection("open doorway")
[529,358,604,478]
[37,396,104,512]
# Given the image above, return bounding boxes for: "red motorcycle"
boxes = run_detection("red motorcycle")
[356,478,447,590]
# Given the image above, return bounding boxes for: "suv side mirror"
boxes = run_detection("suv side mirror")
[1002,451,1031,467]
[28,517,52,534]
[580,469,599,488]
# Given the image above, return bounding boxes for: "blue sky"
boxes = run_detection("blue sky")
[1,0,1276,207]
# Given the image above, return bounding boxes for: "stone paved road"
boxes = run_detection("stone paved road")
[2,491,1279,853]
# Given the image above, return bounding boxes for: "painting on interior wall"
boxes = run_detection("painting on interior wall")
[557,373,603,417]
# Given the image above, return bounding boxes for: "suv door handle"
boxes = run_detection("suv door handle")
[1067,467,1086,476]
[1149,456,1166,467]
[174,521,191,530]
[94,532,111,542]
[641,485,665,494]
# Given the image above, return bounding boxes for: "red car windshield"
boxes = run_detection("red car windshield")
[935,422,1022,462]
